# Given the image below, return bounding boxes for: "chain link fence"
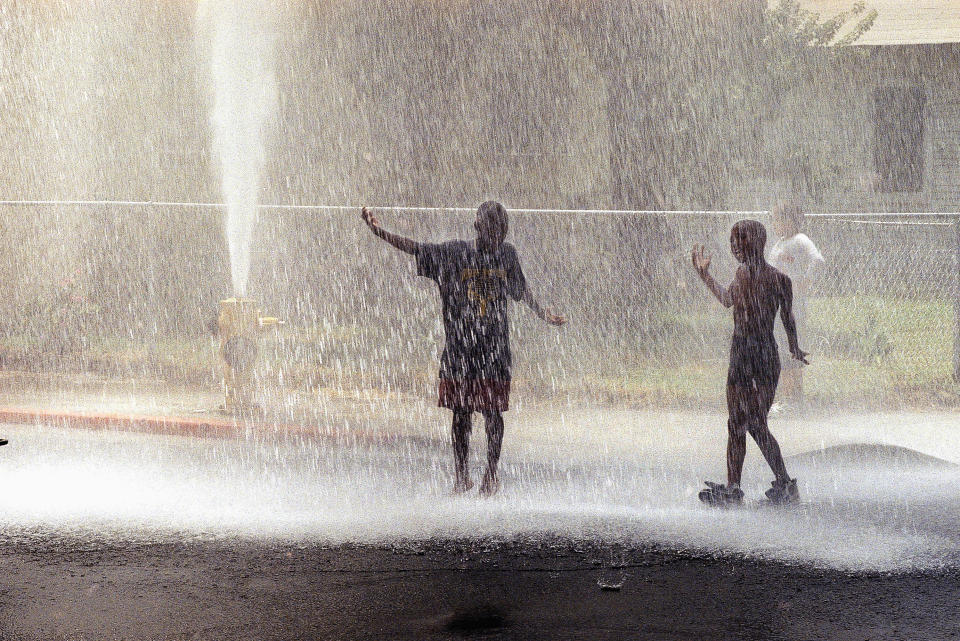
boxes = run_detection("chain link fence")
[0,202,957,406]
[802,213,960,400]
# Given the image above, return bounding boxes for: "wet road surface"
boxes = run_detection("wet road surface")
[0,532,958,640]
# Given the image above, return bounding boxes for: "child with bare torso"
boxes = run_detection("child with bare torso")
[692,220,808,505]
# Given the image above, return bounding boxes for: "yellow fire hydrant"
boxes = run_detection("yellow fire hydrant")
[217,298,282,414]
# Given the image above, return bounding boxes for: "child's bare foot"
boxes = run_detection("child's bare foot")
[479,473,500,497]
[452,479,474,495]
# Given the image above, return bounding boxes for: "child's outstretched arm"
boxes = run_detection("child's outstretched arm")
[361,207,419,255]
[521,288,565,326]
[691,244,732,307]
[779,277,810,364]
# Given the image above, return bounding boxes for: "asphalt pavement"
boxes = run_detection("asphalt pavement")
[0,532,958,641]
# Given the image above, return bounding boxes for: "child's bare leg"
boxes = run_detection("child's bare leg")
[748,383,790,483]
[726,419,747,486]
[479,410,504,495]
[726,384,750,487]
[452,410,473,492]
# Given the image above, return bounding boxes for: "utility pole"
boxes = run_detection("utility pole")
[954,215,960,382]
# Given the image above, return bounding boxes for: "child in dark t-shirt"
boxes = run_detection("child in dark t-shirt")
[362,201,565,496]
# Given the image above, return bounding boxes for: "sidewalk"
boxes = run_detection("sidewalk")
[3,369,959,468]
[0,370,738,470]
[0,370,446,445]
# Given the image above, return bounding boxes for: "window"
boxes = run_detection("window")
[874,87,925,192]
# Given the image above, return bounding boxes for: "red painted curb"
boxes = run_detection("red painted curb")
[0,406,418,446]
[0,407,249,439]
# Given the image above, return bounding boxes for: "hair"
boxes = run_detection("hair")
[771,200,804,235]
[477,200,508,243]
[731,219,767,268]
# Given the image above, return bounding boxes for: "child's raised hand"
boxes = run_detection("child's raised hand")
[361,206,380,230]
[543,309,566,326]
[691,244,712,273]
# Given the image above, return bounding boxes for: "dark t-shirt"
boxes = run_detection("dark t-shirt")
[416,240,526,381]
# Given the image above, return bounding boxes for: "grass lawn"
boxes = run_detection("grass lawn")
[0,295,956,408]
[573,295,959,408]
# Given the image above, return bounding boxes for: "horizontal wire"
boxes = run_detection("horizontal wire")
[0,199,956,222]
[809,219,955,226]
[0,199,768,216]
[808,212,959,218]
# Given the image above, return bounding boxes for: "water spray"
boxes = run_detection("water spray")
[197,0,278,297]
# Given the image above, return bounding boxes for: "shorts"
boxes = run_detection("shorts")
[438,379,511,412]
[727,335,780,388]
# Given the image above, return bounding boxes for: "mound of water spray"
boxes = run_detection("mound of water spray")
[788,442,958,468]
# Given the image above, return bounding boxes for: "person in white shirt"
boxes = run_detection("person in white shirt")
[768,201,824,405]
